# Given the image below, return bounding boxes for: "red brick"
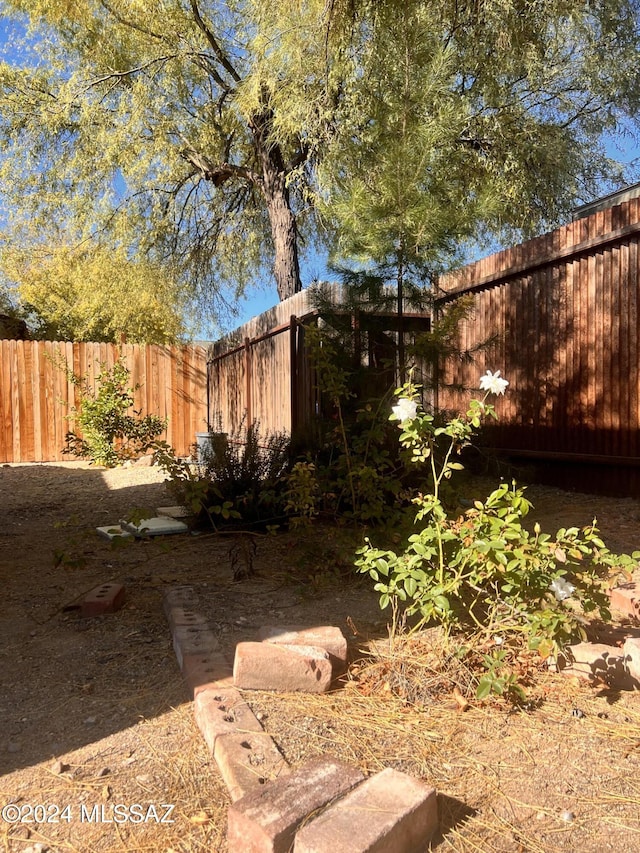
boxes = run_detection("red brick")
[293,767,438,852]
[214,730,289,802]
[162,585,199,619]
[234,642,332,693]
[257,626,348,676]
[557,642,633,689]
[182,652,233,697]
[609,582,640,620]
[172,625,220,669]
[195,686,264,754]
[81,582,125,617]
[227,756,364,853]
[623,637,640,685]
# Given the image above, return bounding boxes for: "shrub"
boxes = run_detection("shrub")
[303,323,414,524]
[154,419,292,530]
[63,361,166,467]
[355,372,639,674]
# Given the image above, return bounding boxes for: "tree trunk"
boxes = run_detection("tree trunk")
[265,178,301,301]
[251,111,302,301]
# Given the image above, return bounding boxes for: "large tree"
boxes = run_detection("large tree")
[0,0,312,311]
[1,0,639,323]
[249,0,640,267]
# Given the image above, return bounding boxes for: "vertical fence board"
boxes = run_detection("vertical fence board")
[436,196,640,469]
[0,342,207,463]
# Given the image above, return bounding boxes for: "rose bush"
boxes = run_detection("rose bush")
[356,372,639,692]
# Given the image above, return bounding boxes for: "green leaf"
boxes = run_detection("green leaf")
[404,576,418,597]
[376,558,390,577]
[476,677,493,700]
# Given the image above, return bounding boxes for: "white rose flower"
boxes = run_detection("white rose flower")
[479,370,509,396]
[391,397,418,423]
[549,577,575,601]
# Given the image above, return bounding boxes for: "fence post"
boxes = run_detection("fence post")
[289,315,298,434]
[244,337,252,425]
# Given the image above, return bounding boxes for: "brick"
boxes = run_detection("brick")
[293,767,438,853]
[195,686,265,754]
[623,637,640,685]
[234,642,333,693]
[163,586,199,619]
[81,582,125,617]
[182,652,234,697]
[257,626,348,676]
[172,625,220,669]
[214,730,289,802]
[227,756,365,853]
[557,642,634,689]
[167,606,210,631]
[609,583,640,620]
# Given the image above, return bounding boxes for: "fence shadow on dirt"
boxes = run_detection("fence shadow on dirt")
[0,463,197,776]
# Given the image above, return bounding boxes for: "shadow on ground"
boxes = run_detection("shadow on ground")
[0,463,386,778]
[0,464,191,776]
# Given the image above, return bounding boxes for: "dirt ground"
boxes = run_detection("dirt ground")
[1,461,640,852]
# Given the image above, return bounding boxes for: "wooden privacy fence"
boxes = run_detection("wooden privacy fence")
[436,196,640,467]
[0,341,208,463]
[208,285,431,439]
[208,289,322,438]
[209,316,314,438]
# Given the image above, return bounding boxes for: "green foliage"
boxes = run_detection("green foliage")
[304,321,412,524]
[284,462,320,528]
[475,647,526,703]
[253,0,640,272]
[151,441,242,530]
[63,361,166,467]
[0,240,190,343]
[154,420,292,530]
[2,0,640,318]
[0,0,312,311]
[355,379,639,661]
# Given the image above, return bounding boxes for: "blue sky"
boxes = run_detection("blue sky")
[1,12,639,339]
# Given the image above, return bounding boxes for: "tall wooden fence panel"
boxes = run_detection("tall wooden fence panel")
[0,341,208,463]
[436,198,640,465]
[209,289,322,438]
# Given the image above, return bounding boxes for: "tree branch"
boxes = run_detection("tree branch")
[189,0,241,86]
[179,146,260,187]
[79,55,179,92]
[98,0,165,41]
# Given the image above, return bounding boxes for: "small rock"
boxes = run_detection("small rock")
[50,759,69,775]
[134,454,154,467]
[561,810,575,822]
[571,708,585,719]
[83,716,97,726]
[98,767,111,777]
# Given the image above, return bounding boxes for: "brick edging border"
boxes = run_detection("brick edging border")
[163,585,439,852]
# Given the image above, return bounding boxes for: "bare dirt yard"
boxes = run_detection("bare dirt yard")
[1,461,640,852]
